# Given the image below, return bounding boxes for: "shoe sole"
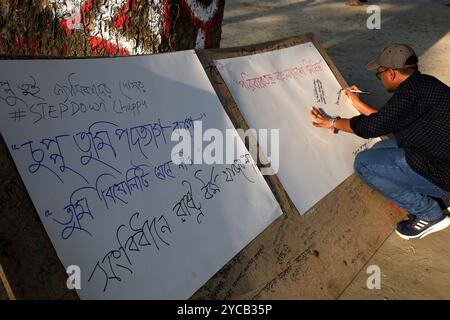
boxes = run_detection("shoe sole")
[395,217,450,240]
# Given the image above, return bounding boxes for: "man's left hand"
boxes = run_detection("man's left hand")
[309,106,331,128]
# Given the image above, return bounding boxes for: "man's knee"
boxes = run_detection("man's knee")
[354,150,371,178]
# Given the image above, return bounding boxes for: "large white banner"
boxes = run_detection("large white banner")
[215,43,377,214]
[0,50,282,299]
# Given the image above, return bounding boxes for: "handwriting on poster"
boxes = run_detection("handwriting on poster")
[233,59,323,91]
[1,72,261,293]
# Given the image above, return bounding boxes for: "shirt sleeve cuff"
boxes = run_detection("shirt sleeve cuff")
[350,115,362,136]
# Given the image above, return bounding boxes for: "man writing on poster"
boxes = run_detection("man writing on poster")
[309,44,450,240]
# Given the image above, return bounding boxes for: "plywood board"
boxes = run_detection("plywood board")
[0,51,282,299]
[214,41,378,213]
[192,34,406,299]
[0,34,406,299]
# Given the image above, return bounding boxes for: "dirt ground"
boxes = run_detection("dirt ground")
[221,0,450,299]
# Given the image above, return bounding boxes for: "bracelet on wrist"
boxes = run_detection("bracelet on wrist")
[329,116,341,133]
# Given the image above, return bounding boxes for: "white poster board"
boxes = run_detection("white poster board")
[0,50,282,299]
[215,43,378,214]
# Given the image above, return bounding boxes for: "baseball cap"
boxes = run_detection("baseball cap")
[366,44,418,71]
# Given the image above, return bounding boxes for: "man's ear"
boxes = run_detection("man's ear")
[388,68,396,81]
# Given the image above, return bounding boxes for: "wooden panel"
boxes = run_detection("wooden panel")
[0,282,8,300]
[0,34,406,299]
[0,136,78,299]
[192,34,406,299]
[0,264,12,300]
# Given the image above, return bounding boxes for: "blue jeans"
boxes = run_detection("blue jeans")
[354,139,450,221]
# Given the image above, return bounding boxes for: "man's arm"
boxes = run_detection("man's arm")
[348,99,378,116]
[344,85,378,116]
[311,83,419,138]
[310,107,353,133]
[334,118,353,133]
[309,85,378,133]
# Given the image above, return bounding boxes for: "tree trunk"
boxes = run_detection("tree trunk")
[0,0,225,57]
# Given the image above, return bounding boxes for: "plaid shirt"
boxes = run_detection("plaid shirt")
[350,71,450,194]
